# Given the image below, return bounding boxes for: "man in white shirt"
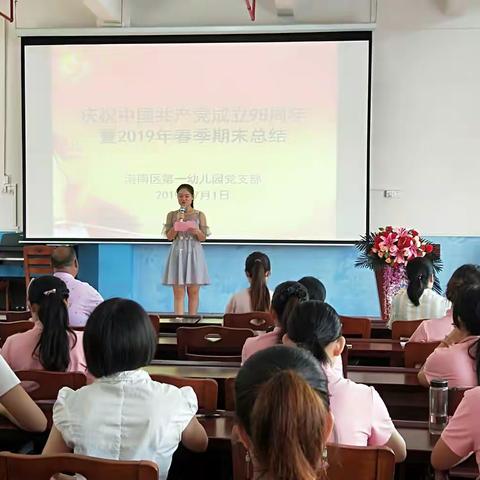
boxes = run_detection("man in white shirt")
[52,246,103,327]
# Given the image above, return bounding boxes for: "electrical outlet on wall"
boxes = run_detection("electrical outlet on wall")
[384,190,401,199]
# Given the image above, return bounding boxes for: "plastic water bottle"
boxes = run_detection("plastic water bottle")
[429,379,448,434]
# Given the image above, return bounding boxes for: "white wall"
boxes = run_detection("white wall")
[2,0,480,235]
[370,0,480,235]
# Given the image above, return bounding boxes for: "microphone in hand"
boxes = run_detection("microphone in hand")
[179,206,186,222]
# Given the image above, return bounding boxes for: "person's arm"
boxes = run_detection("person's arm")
[384,430,407,463]
[0,384,47,432]
[181,416,208,452]
[369,388,406,462]
[431,438,463,471]
[431,389,478,472]
[165,212,178,241]
[439,327,466,348]
[190,212,207,242]
[417,368,429,387]
[225,294,236,314]
[417,346,444,387]
[43,425,72,454]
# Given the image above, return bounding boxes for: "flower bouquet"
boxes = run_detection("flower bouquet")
[355,227,442,320]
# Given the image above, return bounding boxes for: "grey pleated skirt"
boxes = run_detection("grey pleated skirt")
[163,235,210,286]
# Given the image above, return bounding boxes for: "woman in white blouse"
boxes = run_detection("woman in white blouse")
[42,298,208,480]
[389,257,450,328]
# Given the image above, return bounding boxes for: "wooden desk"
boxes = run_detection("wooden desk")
[204,417,437,456]
[157,335,405,366]
[348,365,420,386]
[198,413,234,450]
[394,420,436,453]
[347,338,404,366]
[151,314,223,334]
[146,360,239,409]
[370,320,391,339]
[147,361,427,419]
[147,361,422,386]
[145,361,239,381]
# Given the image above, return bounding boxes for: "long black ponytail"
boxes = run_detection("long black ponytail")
[287,301,342,365]
[406,257,434,306]
[29,276,75,371]
[245,252,271,312]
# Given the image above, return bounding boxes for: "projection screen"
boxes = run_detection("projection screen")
[22,32,371,243]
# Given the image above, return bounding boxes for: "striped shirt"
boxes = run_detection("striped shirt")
[389,288,450,328]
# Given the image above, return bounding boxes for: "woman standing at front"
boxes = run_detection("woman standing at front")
[163,184,210,315]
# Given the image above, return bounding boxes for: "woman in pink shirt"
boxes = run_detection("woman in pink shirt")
[410,264,480,343]
[418,284,480,388]
[225,252,271,314]
[2,276,88,376]
[241,281,308,364]
[432,386,480,474]
[284,300,406,462]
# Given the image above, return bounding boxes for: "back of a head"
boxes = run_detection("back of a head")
[287,301,341,364]
[453,285,480,385]
[446,264,480,304]
[51,246,76,270]
[84,298,156,378]
[271,281,309,333]
[245,251,271,312]
[28,275,72,371]
[453,285,480,335]
[298,276,327,302]
[406,257,434,306]
[235,345,330,480]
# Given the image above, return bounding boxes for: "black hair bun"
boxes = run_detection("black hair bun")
[284,284,308,302]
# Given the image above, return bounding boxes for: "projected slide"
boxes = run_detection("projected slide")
[23,34,370,242]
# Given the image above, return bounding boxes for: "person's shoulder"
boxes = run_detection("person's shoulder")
[4,327,36,344]
[70,329,84,346]
[165,210,177,220]
[424,288,443,298]
[463,386,480,404]
[75,277,101,295]
[392,288,407,304]
[424,343,454,368]
[343,377,374,396]
[0,354,19,387]
[408,321,428,343]
[393,288,407,298]
[231,288,249,299]
[241,335,263,364]
[149,381,198,410]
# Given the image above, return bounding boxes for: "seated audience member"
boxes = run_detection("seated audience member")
[43,298,208,480]
[431,386,480,473]
[284,300,406,462]
[389,257,450,328]
[52,246,103,327]
[2,276,88,375]
[225,251,272,314]
[235,345,333,480]
[298,276,327,302]
[0,355,47,432]
[410,264,480,343]
[418,285,480,388]
[241,281,308,364]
